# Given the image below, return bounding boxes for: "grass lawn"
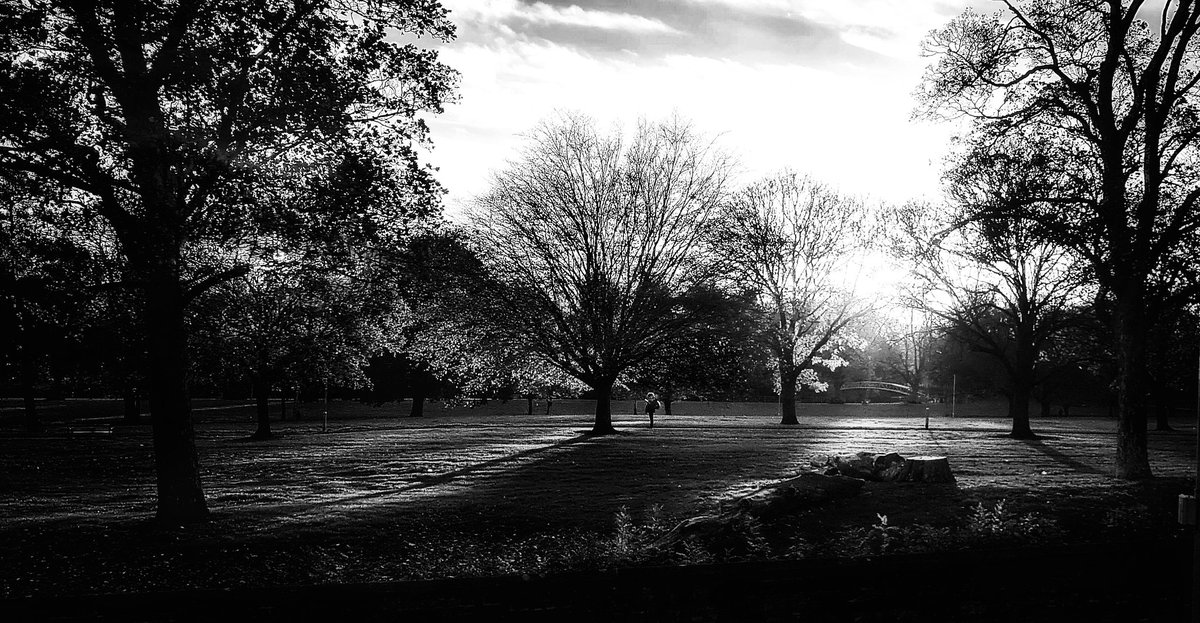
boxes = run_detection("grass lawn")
[0,399,1196,601]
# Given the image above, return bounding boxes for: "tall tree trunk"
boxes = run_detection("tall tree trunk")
[590,381,617,435]
[143,271,209,523]
[1114,303,1152,479]
[1036,383,1052,418]
[1150,328,1174,432]
[1152,383,1173,431]
[1009,341,1036,438]
[291,385,302,421]
[19,341,39,432]
[280,392,287,422]
[663,392,673,415]
[907,377,920,403]
[251,375,272,440]
[409,385,426,417]
[1008,380,1035,439]
[527,395,534,416]
[827,380,843,404]
[780,371,799,426]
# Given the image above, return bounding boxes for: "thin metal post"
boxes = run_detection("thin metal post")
[952,374,957,418]
[323,379,329,433]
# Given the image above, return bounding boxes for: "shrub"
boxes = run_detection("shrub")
[861,513,899,555]
[609,504,668,564]
[965,499,1058,541]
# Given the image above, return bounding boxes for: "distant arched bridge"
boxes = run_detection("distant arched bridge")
[839,381,927,399]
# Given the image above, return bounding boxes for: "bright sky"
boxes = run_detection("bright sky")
[420,0,993,218]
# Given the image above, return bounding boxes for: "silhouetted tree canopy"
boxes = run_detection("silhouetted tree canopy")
[0,0,457,521]
[919,0,1200,477]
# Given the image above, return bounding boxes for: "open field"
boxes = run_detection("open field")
[0,394,1120,423]
[1,399,1197,611]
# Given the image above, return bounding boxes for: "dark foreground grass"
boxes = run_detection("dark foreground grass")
[0,400,1196,603]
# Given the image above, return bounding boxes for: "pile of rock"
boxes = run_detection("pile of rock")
[732,471,867,520]
[812,451,955,483]
[650,452,955,556]
[651,472,865,553]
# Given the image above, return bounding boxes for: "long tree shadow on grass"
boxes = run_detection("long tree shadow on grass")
[418,430,819,531]
[1017,436,1107,475]
[295,433,595,511]
[270,428,897,535]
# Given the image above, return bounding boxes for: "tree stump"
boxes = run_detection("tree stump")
[895,456,954,483]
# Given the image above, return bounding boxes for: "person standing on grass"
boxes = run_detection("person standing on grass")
[645,392,660,428]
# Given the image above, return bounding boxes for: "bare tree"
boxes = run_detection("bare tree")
[885,310,937,404]
[470,113,732,434]
[891,197,1089,438]
[711,172,869,425]
[918,0,1200,477]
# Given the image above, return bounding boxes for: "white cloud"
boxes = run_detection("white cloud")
[524,3,680,33]
[424,2,974,217]
[446,0,680,34]
[682,0,961,61]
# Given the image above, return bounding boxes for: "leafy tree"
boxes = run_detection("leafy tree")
[800,313,876,404]
[918,0,1200,476]
[364,352,447,416]
[0,181,123,428]
[192,254,406,439]
[930,324,1012,400]
[403,304,588,407]
[190,134,443,437]
[354,229,586,417]
[67,246,146,422]
[816,341,864,403]
[1145,304,1200,429]
[371,230,532,415]
[629,286,768,413]
[829,310,908,400]
[1034,310,1115,417]
[710,172,870,425]
[470,113,732,434]
[0,1,456,520]
[869,310,938,403]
